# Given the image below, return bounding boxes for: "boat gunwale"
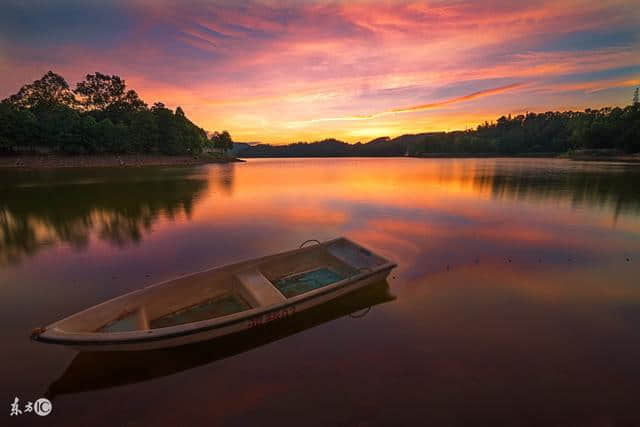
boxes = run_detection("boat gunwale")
[34,238,396,346]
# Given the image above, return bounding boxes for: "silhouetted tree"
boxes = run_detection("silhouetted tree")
[75,72,123,110]
[211,130,233,155]
[1,71,211,155]
[3,71,76,111]
[74,72,146,124]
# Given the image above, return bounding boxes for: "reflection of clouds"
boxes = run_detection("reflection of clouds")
[185,160,637,286]
[393,264,640,318]
[367,217,561,246]
[197,159,640,235]
[346,228,423,268]
[281,206,347,226]
[4,158,638,274]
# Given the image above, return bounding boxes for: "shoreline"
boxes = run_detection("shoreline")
[0,154,244,169]
[2,153,638,169]
[565,155,640,163]
[241,153,640,163]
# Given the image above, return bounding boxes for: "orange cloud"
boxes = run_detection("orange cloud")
[292,83,525,124]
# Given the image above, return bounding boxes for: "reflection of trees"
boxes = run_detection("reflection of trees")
[209,163,236,195]
[0,168,208,265]
[473,162,640,219]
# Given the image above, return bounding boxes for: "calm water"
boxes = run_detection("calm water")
[1,158,640,426]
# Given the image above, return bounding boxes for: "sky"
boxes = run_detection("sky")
[1,0,639,144]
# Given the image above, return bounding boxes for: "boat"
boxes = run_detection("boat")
[32,237,396,351]
[46,281,395,397]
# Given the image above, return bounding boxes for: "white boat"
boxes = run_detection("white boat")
[46,281,396,397]
[32,237,396,351]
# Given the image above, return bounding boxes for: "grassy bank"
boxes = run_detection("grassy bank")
[565,154,640,163]
[412,152,558,158]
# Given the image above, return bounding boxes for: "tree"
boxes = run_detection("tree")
[130,110,159,152]
[633,88,639,106]
[3,71,76,111]
[0,104,38,152]
[211,130,233,155]
[74,72,125,111]
[74,72,146,119]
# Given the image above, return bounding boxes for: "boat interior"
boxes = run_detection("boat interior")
[53,238,389,334]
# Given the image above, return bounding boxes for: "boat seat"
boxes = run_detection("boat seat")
[235,268,286,307]
[136,306,150,330]
[100,306,149,332]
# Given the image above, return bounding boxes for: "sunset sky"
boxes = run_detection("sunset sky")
[1,0,639,144]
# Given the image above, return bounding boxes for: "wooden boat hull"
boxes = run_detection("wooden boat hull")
[67,268,390,352]
[33,238,396,351]
[46,281,395,397]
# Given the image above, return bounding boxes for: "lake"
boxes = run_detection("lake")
[1,158,640,426]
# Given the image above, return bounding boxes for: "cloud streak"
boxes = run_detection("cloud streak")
[292,83,526,125]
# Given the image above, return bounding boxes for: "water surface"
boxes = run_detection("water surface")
[1,158,640,426]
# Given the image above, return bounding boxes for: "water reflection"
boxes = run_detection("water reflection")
[472,160,640,219]
[2,160,639,267]
[2,158,640,426]
[215,163,236,195]
[0,168,210,265]
[46,281,394,398]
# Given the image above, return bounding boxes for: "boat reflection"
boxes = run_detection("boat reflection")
[46,280,395,398]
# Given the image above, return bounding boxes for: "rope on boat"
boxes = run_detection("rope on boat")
[349,306,372,318]
[30,327,46,339]
[299,239,321,248]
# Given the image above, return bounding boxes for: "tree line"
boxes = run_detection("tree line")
[411,104,640,156]
[239,94,640,157]
[0,71,232,155]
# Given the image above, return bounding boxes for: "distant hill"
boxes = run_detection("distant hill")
[236,133,445,157]
[228,142,252,156]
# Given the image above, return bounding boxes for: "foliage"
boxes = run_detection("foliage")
[409,106,639,155]
[240,104,640,157]
[4,71,76,111]
[1,71,217,155]
[209,130,233,155]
